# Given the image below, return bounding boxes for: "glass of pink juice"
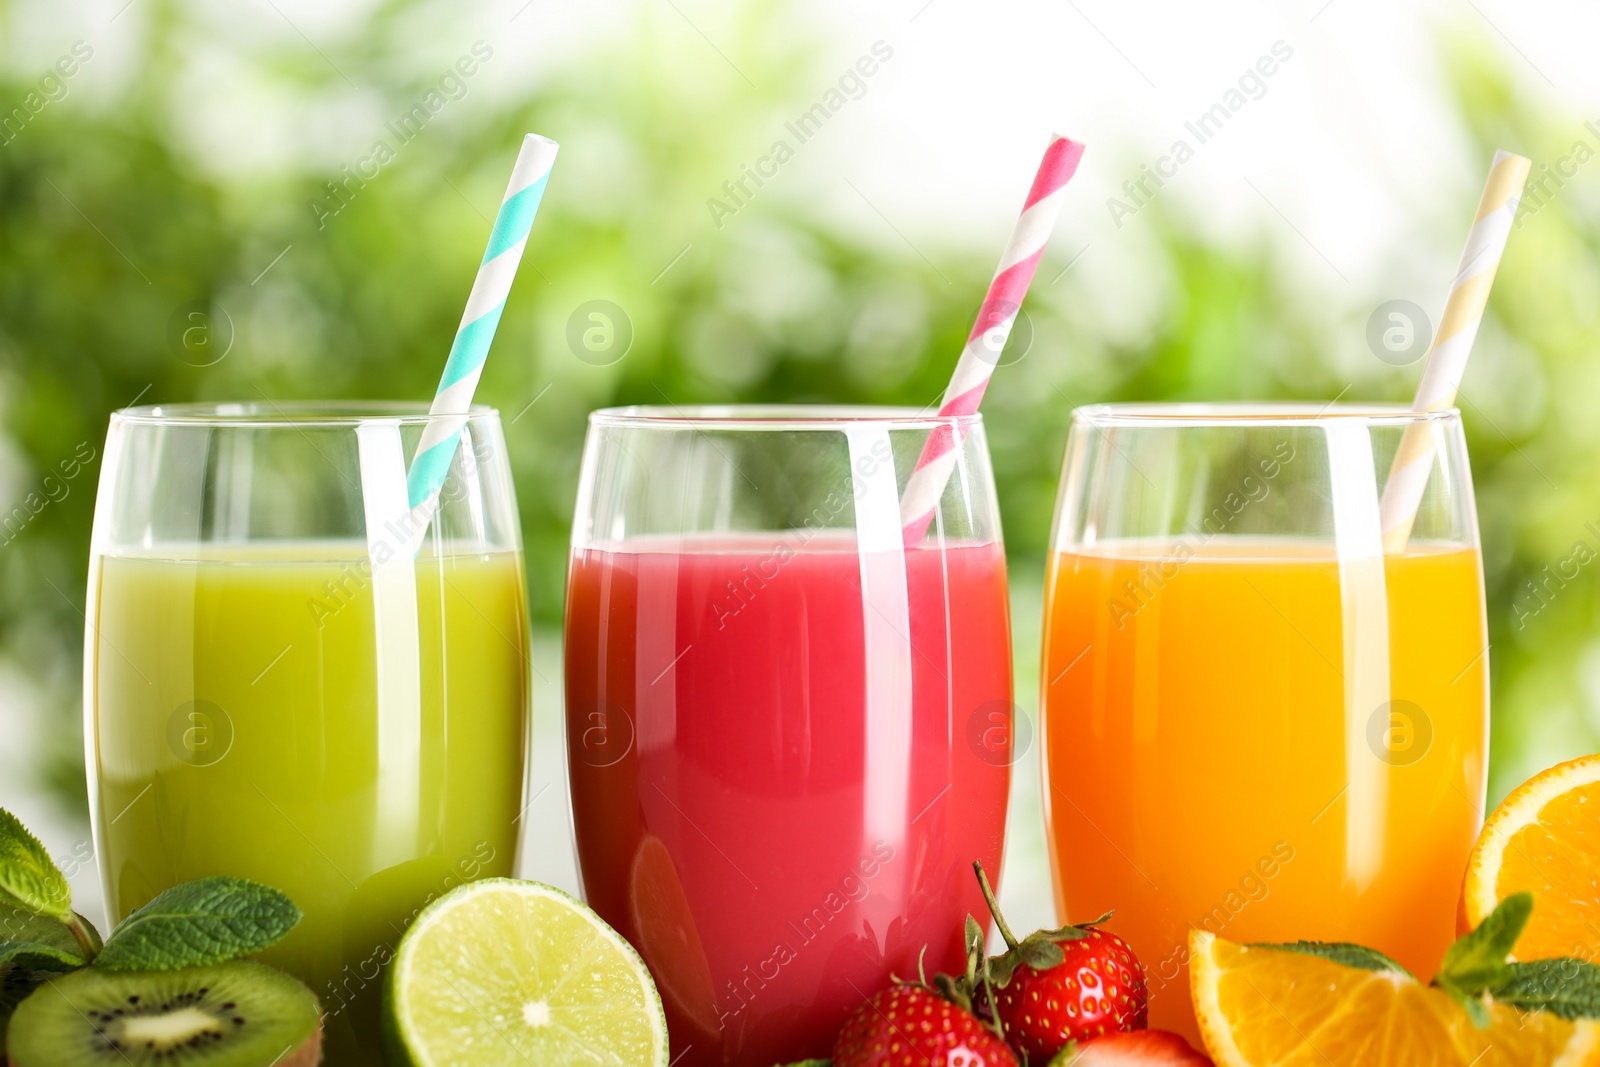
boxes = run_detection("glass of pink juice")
[565,406,1014,1066]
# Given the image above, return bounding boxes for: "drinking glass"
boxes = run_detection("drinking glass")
[565,405,1014,1066]
[86,402,530,1064]
[1040,403,1488,1041]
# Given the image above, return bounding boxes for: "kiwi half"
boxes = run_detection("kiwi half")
[5,960,322,1067]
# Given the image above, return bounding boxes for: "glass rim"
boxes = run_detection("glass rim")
[110,401,503,428]
[1073,401,1462,427]
[588,404,982,431]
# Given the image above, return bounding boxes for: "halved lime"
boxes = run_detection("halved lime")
[382,878,669,1067]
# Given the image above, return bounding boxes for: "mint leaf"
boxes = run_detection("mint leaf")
[1255,940,1414,978]
[1436,974,1492,1028]
[0,903,96,964]
[0,942,84,971]
[0,809,72,922]
[1490,959,1600,1020]
[95,876,300,971]
[0,903,96,1045]
[1438,892,1531,995]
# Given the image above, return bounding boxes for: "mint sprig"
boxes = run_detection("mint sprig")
[0,810,305,1047]
[95,876,301,971]
[1433,893,1533,1027]
[1235,892,1600,1030]
[1424,893,1600,1027]
[0,808,301,976]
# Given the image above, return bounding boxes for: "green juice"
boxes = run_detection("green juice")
[87,543,529,1064]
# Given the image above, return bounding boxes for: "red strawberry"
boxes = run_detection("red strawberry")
[1066,1030,1214,1065]
[969,863,1148,1063]
[833,983,1020,1067]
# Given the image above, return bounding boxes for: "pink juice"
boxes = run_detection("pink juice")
[565,533,1013,1066]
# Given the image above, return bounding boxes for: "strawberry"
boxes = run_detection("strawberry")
[967,862,1148,1063]
[1061,1030,1213,1065]
[832,983,1020,1067]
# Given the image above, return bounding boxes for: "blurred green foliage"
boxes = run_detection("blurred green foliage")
[0,0,1595,816]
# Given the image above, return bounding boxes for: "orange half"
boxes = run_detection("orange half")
[1462,753,1600,961]
[1190,930,1600,1067]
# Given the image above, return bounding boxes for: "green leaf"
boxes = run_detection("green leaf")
[0,942,85,971]
[0,903,95,964]
[988,950,1021,987]
[1045,1044,1079,1066]
[1436,974,1492,1029]
[95,876,301,971]
[1256,940,1414,978]
[0,809,71,922]
[965,914,986,960]
[0,904,96,1046]
[1490,959,1600,1020]
[1019,936,1066,970]
[931,971,973,1013]
[1438,893,1533,996]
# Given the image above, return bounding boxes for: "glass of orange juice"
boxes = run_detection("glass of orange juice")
[1040,403,1488,1043]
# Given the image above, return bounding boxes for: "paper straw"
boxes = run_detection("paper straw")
[899,134,1085,546]
[405,133,559,516]
[1378,149,1530,554]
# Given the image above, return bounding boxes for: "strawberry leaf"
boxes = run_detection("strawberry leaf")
[1257,940,1414,978]
[965,915,986,960]
[989,950,1022,987]
[1019,936,1066,970]
[932,971,971,1013]
[1489,959,1600,1020]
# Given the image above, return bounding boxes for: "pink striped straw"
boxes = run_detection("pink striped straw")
[899,134,1086,546]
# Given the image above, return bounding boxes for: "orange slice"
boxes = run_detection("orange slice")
[1190,930,1600,1067]
[628,833,721,1039]
[1463,754,1600,962]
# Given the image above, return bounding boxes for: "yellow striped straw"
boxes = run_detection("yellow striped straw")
[1379,149,1531,554]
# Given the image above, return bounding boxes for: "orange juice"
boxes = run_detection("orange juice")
[1041,538,1487,1042]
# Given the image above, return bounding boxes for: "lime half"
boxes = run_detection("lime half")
[383,878,669,1066]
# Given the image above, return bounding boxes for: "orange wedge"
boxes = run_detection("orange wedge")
[1462,754,1600,962]
[628,833,720,1039]
[1190,930,1600,1067]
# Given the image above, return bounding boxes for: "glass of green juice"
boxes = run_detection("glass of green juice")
[84,402,530,1064]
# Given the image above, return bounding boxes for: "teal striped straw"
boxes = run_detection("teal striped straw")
[406,133,559,512]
